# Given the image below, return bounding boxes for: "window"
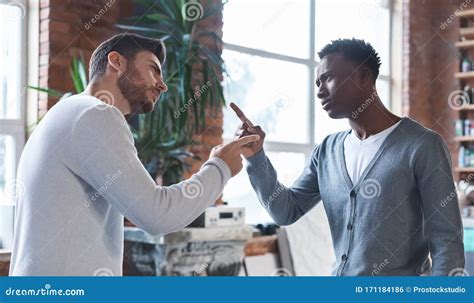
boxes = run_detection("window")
[221,0,392,224]
[0,0,27,249]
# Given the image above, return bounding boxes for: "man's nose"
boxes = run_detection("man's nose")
[317,87,328,99]
[157,80,168,93]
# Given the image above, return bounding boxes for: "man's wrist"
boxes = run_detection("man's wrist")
[245,149,266,173]
[204,157,232,182]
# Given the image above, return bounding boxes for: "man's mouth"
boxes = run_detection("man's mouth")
[321,98,331,106]
[151,89,160,103]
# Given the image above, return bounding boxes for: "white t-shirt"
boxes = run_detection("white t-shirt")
[343,120,402,185]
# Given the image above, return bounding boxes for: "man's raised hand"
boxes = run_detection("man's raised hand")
[210,134,261,176]
[230,102,266,159]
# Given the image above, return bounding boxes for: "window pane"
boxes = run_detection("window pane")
[223,0,310,58]
[376,79,390,107]
[223,50,309,143]
[0,4,23,119]
[0,204,14,249]
[0,134,17,205]
[314,107,349,143]
[314,0,390,76]
[223,152,306,224]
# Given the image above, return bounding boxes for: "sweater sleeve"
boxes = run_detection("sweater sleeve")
[413,132,465,275]
[68,105,231,236]
[245,146,322,226]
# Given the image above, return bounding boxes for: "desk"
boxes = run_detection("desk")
[124,226,254,276]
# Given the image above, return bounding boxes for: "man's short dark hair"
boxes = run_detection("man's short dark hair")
[318,38,381,81]
[89,33,166,81]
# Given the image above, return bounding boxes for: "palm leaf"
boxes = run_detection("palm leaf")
[27,85,63,97]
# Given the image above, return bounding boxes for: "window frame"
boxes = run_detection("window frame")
[0,0,27,173]
[0,0,27,250]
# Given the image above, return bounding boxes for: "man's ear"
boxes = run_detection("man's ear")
[358,67,372,85]
[107,51,127,74]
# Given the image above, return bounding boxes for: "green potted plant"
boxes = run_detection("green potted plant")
[126,0,227,185]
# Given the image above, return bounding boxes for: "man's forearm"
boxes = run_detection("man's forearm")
[246,150,317,226]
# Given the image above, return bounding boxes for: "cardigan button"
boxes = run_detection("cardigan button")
[341,254,348,261]
[350,190,356,197]
[347,224,353,231]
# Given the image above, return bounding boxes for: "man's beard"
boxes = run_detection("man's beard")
[117,68,157,114]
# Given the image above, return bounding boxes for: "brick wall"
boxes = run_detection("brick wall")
[403,0,466,169]
[38,0,131,116]
[184,1,225,184]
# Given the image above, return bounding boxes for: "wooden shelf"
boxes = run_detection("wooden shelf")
[461,27,474,38]
[454,104,474,111]
[455,136,474,142]
[455,167,474,173]
[455,71,474,79]
[0,249,11,262]
[457,9,474,18]
[455,20,474,181]
[455,40,474,48]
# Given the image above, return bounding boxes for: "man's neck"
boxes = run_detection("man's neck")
[348,98,401,140]
[82,79,130,115]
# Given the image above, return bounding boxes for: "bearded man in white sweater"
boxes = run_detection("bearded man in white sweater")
[9,33,259,276]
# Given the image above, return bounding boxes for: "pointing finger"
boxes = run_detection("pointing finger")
[233,134,260,147]
[230,102,254,128]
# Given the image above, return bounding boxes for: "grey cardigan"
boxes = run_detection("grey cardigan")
[246,117,465,276]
